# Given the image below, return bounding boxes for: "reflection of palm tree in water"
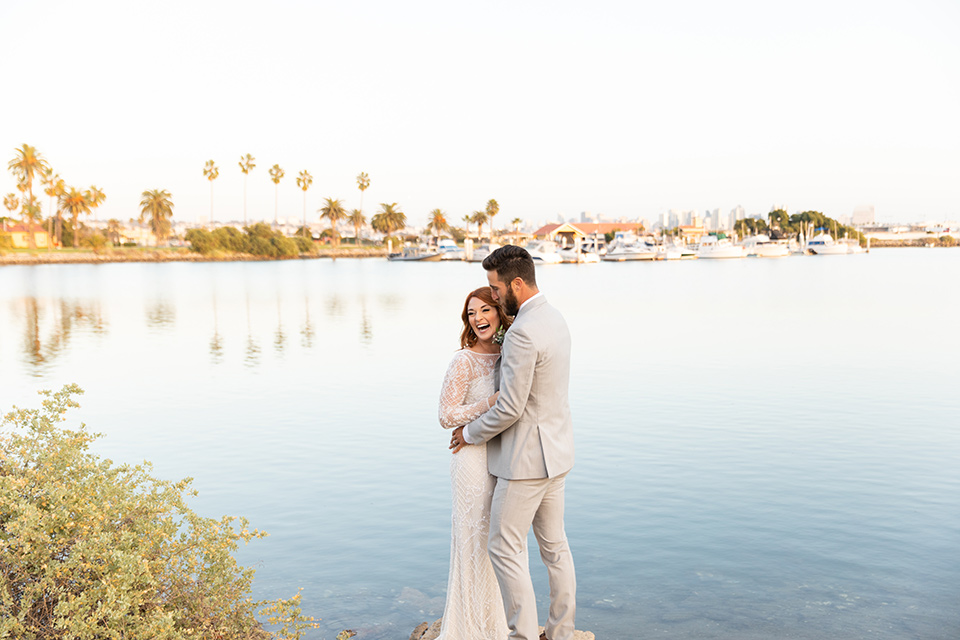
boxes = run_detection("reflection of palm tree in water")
[209,292,223,364]
[301,295,314,349]
[146,301,175,329]
[244,291,260,367]
[359,300,373,346]
[22,298,107,375]
[274,296,286,354]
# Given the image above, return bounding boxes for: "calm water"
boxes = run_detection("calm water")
[1,250,958,640]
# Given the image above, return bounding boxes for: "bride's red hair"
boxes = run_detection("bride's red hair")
[460,286,512,348]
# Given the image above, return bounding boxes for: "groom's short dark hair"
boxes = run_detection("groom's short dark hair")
[482,245,537,286]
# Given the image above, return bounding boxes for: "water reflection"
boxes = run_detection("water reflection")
[210,296,224,365]
[244,290,261,368]
[146,301,175,329]
[301,299,315,349]
[359,301,373,346]
[5,273,386,371]
[19,297,107,376]
[274,298,286,355]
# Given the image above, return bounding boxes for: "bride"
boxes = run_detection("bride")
[436,286,512,639]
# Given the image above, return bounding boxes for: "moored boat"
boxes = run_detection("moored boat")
[388,246,442,261]
[524,240,563,264]
[601,232,658,261]
[805,233,848,255]
[741,234,791,258]
[436,238,464,261]
[696,235,745,259]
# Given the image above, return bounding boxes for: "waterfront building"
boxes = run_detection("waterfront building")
[1,222,53,249]
[533,221,645,246]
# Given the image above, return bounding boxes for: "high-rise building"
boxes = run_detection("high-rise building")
[852,205,875,226]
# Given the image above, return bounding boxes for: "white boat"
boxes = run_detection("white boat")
[436,238,464,261]
[601,232,658,261]
[524,240,563,264]
[741,234,791,258]
[558,237,601,263]
[658,244,683,260]
[805,233,848,255]
[467,242,500,262]
[696,235,745,259]
[841,238,866,254]
[558,245,601,263]
[388,246,442,261]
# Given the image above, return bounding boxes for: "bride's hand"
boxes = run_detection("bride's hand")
[487,391,499,409]
[450,426,468,454]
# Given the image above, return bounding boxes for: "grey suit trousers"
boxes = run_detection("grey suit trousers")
[489,473,576,640]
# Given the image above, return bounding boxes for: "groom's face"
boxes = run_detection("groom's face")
[487,270,520,316]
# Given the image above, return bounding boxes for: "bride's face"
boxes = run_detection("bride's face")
[466,297,498,344]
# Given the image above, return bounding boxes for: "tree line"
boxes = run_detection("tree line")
[734,209,865,244]
[4,144,177,249]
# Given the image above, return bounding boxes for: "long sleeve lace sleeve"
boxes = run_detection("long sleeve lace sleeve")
[438,352,491,429]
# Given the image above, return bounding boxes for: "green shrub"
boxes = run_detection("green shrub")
[0,233,13,250]
[213,227,247,253]
[0,386,320,640]
[294,236,315,254]
[185,228,219,255]
[270,235,299,257]
[81,233,108,253]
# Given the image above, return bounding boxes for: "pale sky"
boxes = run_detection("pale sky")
[2,0,958,228]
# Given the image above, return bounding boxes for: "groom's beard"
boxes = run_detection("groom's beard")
[503,287,520,316]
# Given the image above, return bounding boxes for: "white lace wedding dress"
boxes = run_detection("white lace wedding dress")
[436,349,509,640]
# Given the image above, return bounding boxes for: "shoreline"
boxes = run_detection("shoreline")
[1,241,953,267]
[0,247,389,266]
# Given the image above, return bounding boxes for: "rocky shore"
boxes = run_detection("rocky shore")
[0,247,388,265]
[409,618,595,640]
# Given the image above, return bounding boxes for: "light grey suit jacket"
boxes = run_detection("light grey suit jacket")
[465,295,574,480]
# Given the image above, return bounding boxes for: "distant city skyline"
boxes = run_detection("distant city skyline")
[2,0,958,227]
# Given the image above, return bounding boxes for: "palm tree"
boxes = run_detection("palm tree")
[462,214,471,238]
[238,153,256,226]
[511,217,522,232]
[348,208,366,245]
[139,189,175,244]
[471,210,488,240]
[269,164,284,227]
[296,170,313,238]
[318,197,348,246]
[7,144,50,248]
[485,198,500,240]
[370,202,406,239]
[59,187,92,248]
[106,218,122,245]
[41,169,65,248]
[356,172,370,216]
[427,208,449,239]
[3,193,18,221]
[203,160,219,226]
[87,186,106,222]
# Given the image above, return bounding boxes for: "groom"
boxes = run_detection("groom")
[450,245,576,640]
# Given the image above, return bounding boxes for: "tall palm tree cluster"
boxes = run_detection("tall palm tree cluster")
[203,159,376,244]
[5,144,107,248]
[7,143,507,251]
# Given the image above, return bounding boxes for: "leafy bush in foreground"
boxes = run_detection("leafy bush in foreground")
[0,385,319,640]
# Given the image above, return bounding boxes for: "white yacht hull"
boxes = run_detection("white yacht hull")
[602,248,658,261]
[697,246,745,259]
[753,244,791,258]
